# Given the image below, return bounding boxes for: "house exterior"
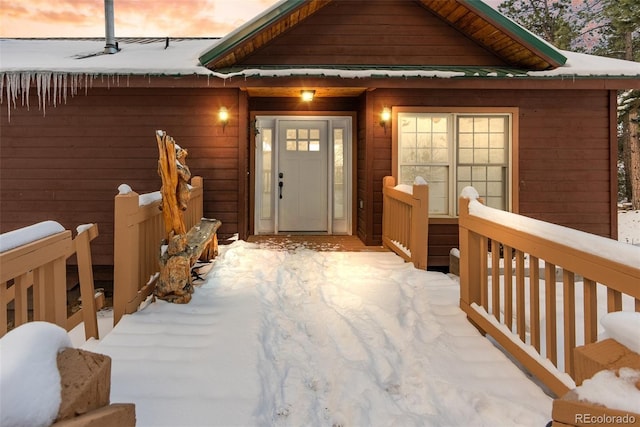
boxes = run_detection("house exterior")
[1,0,639,271]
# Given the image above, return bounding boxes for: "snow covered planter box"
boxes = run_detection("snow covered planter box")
[0,322,135,427]
[552,389,639,427]
[552,321,640,427]
[53,348,136,427]
[574,339,640,386]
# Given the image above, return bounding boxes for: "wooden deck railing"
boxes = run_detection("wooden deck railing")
[0,222,101,340]
[458,189,640,397]
[113,176,204,325]
[382,176,429,270]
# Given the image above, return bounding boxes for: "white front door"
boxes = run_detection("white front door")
[254,116,352,235]
[277,120,328,232]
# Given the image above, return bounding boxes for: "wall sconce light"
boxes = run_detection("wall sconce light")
[218,107,229,131]
[301,90,315,102]
[380,107,391,133]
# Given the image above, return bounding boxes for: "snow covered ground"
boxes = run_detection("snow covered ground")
[619,209,640,246]
[2,210,636,426]
[82,243,554,427]
[64,209,639,426]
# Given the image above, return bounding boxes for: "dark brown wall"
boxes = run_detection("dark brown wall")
[1,87,242,266]
[360,88,614,266]
[1,85,615,270]
[237,0,507,67]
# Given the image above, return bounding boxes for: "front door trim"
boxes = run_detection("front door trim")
[252,114,353,236]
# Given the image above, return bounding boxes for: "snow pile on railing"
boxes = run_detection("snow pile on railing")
[117,183,162,206]
[393,176,428,195]
[461,186,640,269]
[0,220,65,253]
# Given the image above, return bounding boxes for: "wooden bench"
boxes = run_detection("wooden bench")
[186,218,222,266]
[156,218,221,303]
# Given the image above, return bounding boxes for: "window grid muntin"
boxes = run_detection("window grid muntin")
[397,112,511,216]
[398,113,452,215]
[456,115,509,212]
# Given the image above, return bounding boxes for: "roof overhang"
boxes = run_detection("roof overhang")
[198,0,567,72]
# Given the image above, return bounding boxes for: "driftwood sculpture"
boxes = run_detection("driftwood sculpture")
[155,131,194,303]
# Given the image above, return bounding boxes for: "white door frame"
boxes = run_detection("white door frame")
[254,115,352,235]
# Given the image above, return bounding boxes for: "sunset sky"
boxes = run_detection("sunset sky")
[0,0,281,38]
[1,0,503,39]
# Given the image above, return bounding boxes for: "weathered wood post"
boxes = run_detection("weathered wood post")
[155,130,195,304]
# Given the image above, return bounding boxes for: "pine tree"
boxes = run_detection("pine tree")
[499,0,640,208]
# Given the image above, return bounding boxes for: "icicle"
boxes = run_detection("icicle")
[52,73,58,108]
[9,73,19,110]
[20,73,30,110]
[62,73,68,105]
[1,73,5,106]
[36,73,43,112]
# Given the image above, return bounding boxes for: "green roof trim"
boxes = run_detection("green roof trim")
[463,0,567,67]
[198,0,307,67]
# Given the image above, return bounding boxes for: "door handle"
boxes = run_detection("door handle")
[278,172,284,199]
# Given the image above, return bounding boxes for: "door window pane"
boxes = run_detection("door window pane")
[261,129,273,219]
[333,128,344,219]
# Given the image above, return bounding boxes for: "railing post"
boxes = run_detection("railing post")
[42,254,68,328]
[113,191,141,326]
[458,196,483,315]
[75,224,100,340]
[382,176,395,246]
[411,183,428,270]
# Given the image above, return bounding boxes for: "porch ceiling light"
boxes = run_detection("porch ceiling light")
[301,90,315,102]
[218,107,229,130]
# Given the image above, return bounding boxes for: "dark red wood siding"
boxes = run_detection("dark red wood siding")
[0,87,243,266]
[236,0,507,67]
[360,88,615,266]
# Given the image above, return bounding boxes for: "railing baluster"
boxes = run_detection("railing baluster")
[562,270,576,376]
[504,245,513,331]
[491,240,500,321]
[515,250,526,341]
[583,279,598,345]
[32,266,46,320]
[545,262,557,366]
[0,281,8,336]
[529,256,540,352]
[480,237,488,311]
[14,273,30,327]
[607,288,622,313]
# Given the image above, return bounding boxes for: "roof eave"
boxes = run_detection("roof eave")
[198,0,309,68]
[462,0,567,69]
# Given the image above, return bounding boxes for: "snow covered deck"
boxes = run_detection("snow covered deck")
[82,241,552,426]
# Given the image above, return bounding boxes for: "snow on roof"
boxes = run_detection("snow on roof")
[532,50,640,78]
[1,38,638,79]
[0,38,218,76]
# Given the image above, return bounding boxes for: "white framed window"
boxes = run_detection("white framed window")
[395,108,515,216]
